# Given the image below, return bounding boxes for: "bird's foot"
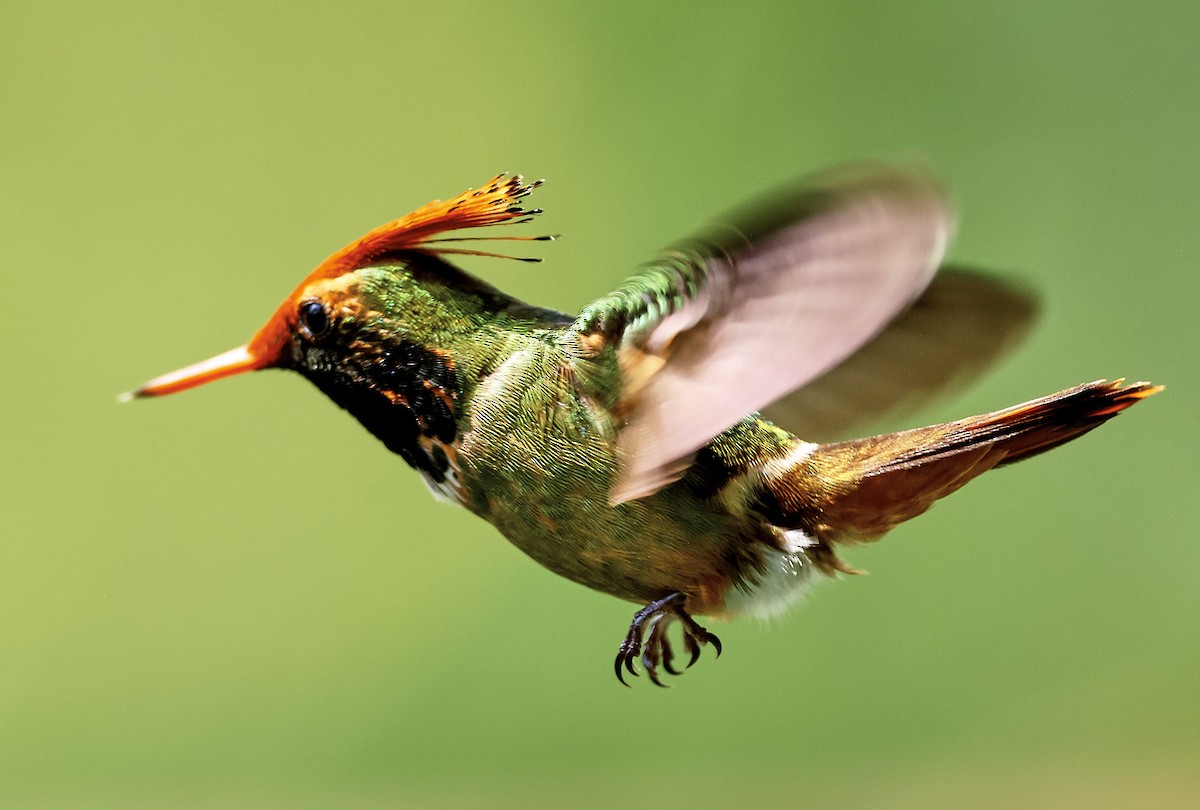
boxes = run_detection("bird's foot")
[614,592,722,687]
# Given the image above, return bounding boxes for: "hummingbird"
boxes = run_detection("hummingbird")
[124,167,1160,686]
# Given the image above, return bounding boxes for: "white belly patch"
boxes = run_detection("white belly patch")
[723,532,820,620]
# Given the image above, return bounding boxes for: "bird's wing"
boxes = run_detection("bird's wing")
[570,164,953,503]
[760,267,1038,441]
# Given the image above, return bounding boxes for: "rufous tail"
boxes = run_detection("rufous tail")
[762,379,1161,574]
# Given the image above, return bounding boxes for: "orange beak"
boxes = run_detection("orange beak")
[119,344,269,401]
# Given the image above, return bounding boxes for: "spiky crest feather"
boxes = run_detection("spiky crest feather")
[315,173,546,276]
[247,174,547,366]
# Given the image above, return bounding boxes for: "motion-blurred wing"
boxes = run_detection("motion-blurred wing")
[571,165,953,503]
[761,267,1038,441]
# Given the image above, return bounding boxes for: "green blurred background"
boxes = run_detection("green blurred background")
[2,1,1196,807]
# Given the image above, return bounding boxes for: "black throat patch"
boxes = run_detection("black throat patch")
[302,339,460,481]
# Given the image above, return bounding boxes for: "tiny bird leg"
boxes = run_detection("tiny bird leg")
[614,592,720,687]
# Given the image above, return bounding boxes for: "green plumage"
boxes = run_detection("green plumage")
[349,258,790,611]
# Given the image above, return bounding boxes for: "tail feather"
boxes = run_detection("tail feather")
[763,379,1160,570]
[868,378,1161,474]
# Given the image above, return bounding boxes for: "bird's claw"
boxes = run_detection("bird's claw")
[613,592,722,687]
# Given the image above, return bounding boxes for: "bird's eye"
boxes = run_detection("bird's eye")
[298,300,330,339]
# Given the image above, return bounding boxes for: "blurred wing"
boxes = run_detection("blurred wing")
[761,267,1039,441]
[571,165,953,503]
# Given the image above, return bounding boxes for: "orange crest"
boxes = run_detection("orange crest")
[243,173,548,366]
[313,173,547,279]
